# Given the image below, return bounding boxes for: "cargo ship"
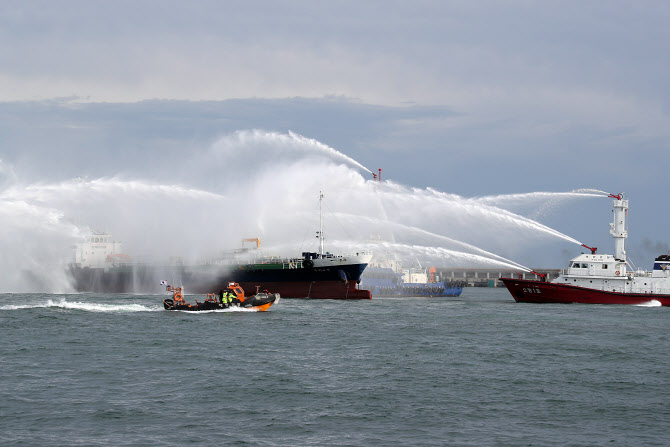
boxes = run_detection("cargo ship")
[179,248,372,299]
[360,259,464,297]
[68,194,373,299]
[500,193,670,306]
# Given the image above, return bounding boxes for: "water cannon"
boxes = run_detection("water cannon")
[515,271,524,280]
[608,193,622,200]
[581,244,597,254]
[530,270,547,282]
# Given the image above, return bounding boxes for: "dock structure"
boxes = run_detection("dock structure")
[436,268,560,287]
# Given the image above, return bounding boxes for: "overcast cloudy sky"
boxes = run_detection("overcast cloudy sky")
[2,1,670,273]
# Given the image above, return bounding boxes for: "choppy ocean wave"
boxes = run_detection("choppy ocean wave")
[2,288,668,447]
[0,299,161,312]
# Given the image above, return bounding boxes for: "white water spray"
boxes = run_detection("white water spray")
[0,299,161,312]
[472,189,610,222]
[207,129,373,174]
[378,183,585,246]
[0,130,606,292]
[319,212,531,271]
[473,189,609,205]
[359,241,531,271]
[635,300,662,307]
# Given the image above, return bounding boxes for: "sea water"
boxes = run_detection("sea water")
[2,289,669,446]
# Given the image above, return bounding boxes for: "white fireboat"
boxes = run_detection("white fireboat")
[501,193,670,305]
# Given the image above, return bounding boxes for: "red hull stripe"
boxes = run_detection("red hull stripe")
[500,278,670,306]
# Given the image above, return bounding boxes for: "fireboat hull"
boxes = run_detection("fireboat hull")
[500,278,670,306]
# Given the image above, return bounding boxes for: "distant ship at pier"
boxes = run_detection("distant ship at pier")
[360,257,464,297]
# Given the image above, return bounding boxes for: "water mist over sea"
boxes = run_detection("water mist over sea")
[0,130,608,292]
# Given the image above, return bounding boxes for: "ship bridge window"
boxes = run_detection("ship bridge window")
[602,264,608,269]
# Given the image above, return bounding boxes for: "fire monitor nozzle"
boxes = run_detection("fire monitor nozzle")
[581,244,597,254]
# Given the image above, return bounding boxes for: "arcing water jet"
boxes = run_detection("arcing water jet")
[0,130,607,292]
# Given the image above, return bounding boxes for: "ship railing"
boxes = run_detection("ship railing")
[245,258,298,265]
[241,257,305,268]
[321,251,373,259]
[242,255,296,264]
[327,250,373,256]
[352,250,373,257]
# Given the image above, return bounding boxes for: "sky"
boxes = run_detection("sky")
[2,1,670,290]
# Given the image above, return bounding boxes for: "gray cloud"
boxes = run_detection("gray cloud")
[1,2,669,270]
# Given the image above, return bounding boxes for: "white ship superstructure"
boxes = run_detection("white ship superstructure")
[402,268,429,284]
[74,232,126,268]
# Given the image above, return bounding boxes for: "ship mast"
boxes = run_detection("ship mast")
[317,191,325,255]
[609,193,628,262]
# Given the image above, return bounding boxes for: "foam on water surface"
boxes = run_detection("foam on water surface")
[635,300,662,307]
[0,299,161,312]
